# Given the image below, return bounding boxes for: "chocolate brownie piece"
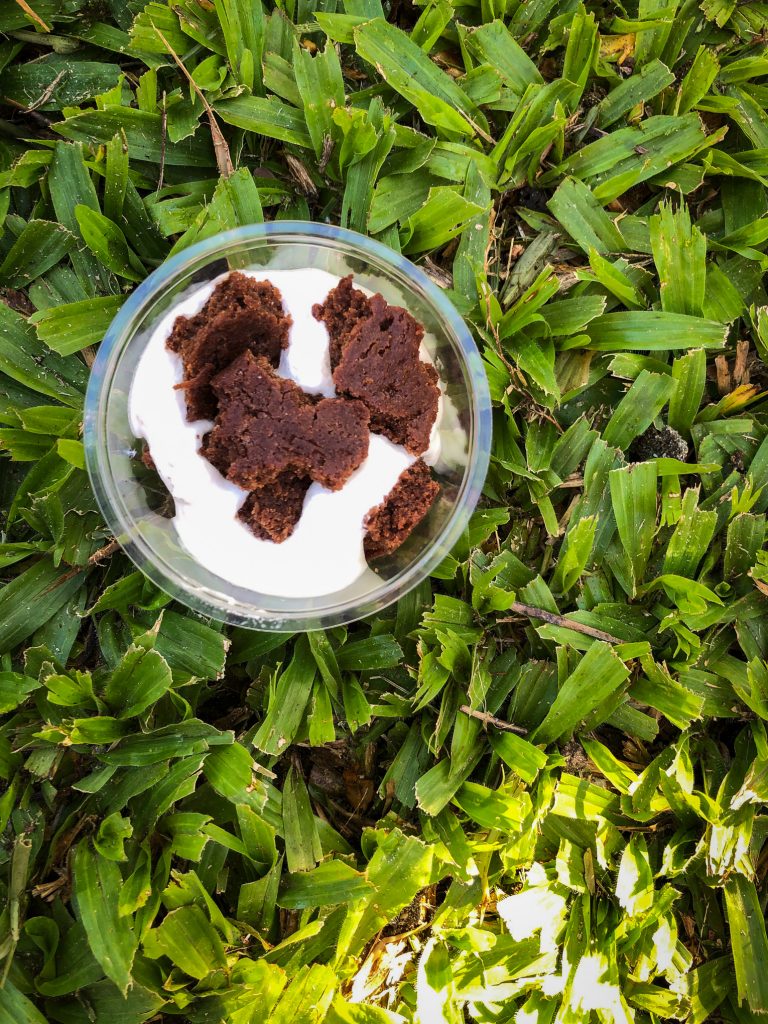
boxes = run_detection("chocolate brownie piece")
[314,280,440,454]
[168,272,291,421]
[364,460,440,559]
[203,350,370,491]
[238,473,310,543]
[312,274,373,369]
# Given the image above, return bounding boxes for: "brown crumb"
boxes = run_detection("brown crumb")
[364,460,439,559]
[313,274,373,369]
[314,278,440,455]
[141,444,156,471]
[167,272,291,421]
[334,295,439,455]
[238,473,310,542]
[204,350,370,491]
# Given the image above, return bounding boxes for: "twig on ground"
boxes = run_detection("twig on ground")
[497,601,623,644]
[14,0,51,32]
[27,68,66,111]
[459,705,528,735]
[44,538,121,591]
[150,22,234,178]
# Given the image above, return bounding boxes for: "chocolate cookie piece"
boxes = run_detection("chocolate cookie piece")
[364,460,440,559]
[168,272,291,421]
[238,474,310,543]
[204,350,370,491]
[315,280,440,454]
[312,274,373,369]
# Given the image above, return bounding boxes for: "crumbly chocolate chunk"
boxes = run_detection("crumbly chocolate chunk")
[312,274,373,369]
[314,280,440,454]
[204,350,370,491]
[166,271,443,553]
[238,474,310,543]
[168,272,291,421]
[364,460,440,559]
[141,444,156,471]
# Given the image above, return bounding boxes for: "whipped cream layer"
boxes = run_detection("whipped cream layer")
[129,268,455,598]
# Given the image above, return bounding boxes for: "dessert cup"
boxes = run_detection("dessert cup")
[84,222,492,631]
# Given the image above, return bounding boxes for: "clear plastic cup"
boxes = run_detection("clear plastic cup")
[84,223,492,631]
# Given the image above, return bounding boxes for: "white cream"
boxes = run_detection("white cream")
[129,268,430,598]
[273,268,337,397]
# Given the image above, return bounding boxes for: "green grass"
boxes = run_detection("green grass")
[2,0,768,1021]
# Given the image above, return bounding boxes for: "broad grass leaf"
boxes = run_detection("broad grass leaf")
[0,54,121,110]
[104,644,173,719]
[562,7,599,91]
[0,981,48,1024]
[609,462,657,592]
[595,59,674,127]
[269,965,336,1024]
[353,19,487,139]
[204,742,266,811]
[552,113,712,202]
[401,187,485,254]
[0,671,39,712]
[488,731,548,784]
[0,558,84,654]
[547,177,626,253]
[0,220,75,288]
[104,131,129,223]
[215,0,265,92]
[75,205,145,281]
[668,348,706,435]
[551,515,597,593]
[632,658,704,729]
[336,829,434,960]
[650,200,707,316]
[99,720,227,766]
[603,371,677,449]
[686,957,733,1024]
[149,609,227,680]
[580,311,727,351]
[143,904,226,980]
[551,772,621,822]
[308,678,335,745]
[215,95,312,148]
[586,249,646,308]
[0,303,87,407]
[723,874,768,1014]
[663,488,717,577]
[336,635,403,671]
[254,634,316,755]
[293,39,345,159]
[72,842,137,995]
[129,2,190,54]
[339,101,396,231]
[55,107,215,165]
[282,765,322,873]
[47,141,114,295]
[278,861,373,909]
[327,999,407,1023]
[460,20,542,95]
[532,642,630,744]
[615,835,654,917]
[724,512,765,578]
[368,172,433,235]
[453,780,528,829]
[676,46,720,113]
